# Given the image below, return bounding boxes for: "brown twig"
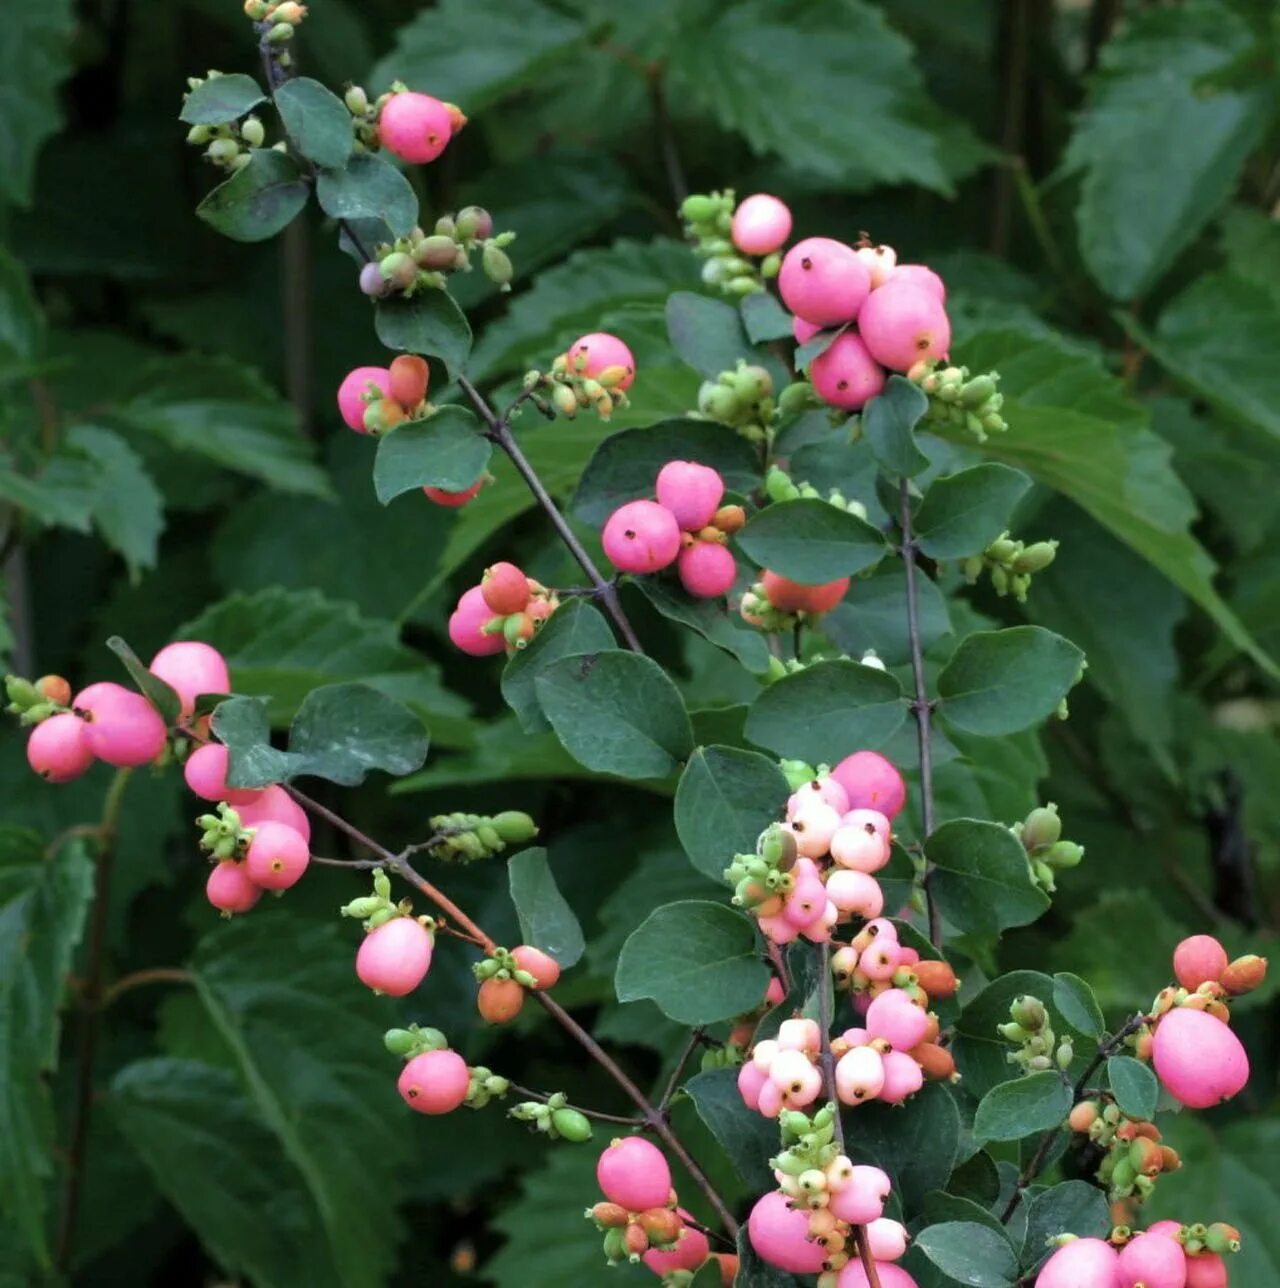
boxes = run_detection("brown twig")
[505,1083,647,1127]
[659,1027,704,1112]
[98,966,192,1010]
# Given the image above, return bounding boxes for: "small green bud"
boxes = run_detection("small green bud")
[379,251,417,291]
[482,242,513,289]
[680,194,718,223]
[373,868,392,899]
[414,234,459,270]
[1021,804,1062,851]
[340,895,384,920]
[1013,540,1059,574]
[1044,840,1084,869]
[239,116,265,147]
[384,1028,419,1056]
[550,1108,593,1142]
[492,811,538,843]
[344,84,369,115]
[1010,995,1047,1031]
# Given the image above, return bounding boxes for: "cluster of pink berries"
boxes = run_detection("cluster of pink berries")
[1037,1222,1239,1288]
[600,460,745,597]
[447,561,560,656]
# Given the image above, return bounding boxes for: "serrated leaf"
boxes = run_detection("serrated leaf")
[1052,973,1104,1039]
[374,291,472,381]
[1023,1181,1110,1272]
[914,463,1032,559]
[180,73,266,125]
[535,651,693,780]
[745,659,906,763]
[917,1221,1018,1287]
[685,1067,779,1192]
[937,626,1084,737]
[737,498,887,582]
[196,150,309,243]
[635,577,772,673]
[862,375,930,477]
[1107,1055,1159,1121]
[616,900,768,1024]
[315,151,418,238]
[925,818,1049,936]
[372,408,490,503]
[273,77,352,169]
[675,747,789,881]
[105,636,182,724]
[974,1071,1071,1143]
[507,847,584,967]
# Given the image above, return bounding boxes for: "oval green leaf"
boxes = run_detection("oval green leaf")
[372,407,490,503]
[925,818,1050,937]
[737,497,887,582]
[196,150,309,243]
[973,1070,1071,1143]
[273,76,353,169]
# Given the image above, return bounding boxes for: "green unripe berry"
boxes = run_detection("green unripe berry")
[551,1108,592,1142]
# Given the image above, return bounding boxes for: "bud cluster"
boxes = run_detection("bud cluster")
[243,0,308,45]
[448,560,560,658]
[527,331,636,422]
[428,809,541,859]
[1068,1098,1181,1204]
[357,208,515,301]
[763,648,886,686]
[509,1091,592,1142]
[961,530,1060,603]
[183,72,275,170]
[588,1137,692,1268]
[998,994,1075,1073]
[1011,802,1084,893]
[5,672,71,727]
[764,463,869,520]
[680,190,787,297]
[464,1063,512,1110]
[474,944,561,1024]
[696,361,777,445]
[909,360,1007,440]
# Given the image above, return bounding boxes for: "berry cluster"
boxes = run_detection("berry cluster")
[1068,1099,1182,1205]
[525,331,637,421]
[740,571,851,630]
[680,190,791,296]
[385,1026,478,1115]
[998,994,1075,1075]
[474,944,560,1023]
[1037,1221,1240,1288]
[1010,802,1083,893]
[448,562,559,656]
[696,361,777,445]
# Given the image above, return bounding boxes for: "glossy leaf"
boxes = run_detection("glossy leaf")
[737,498,887,582]
[1107,1055,1159,1121]
[917,1221,1019,1288]
[974,1071,1072,1143]
[925,818,1049,936]
[372,408,490,503]
[1052,972,1105,1040]
[862,375,930,477]
[374,291,472,381]
[315,151,418,239]
[913,462,1032,560]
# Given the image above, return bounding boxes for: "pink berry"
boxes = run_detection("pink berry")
[356,916,434,995]
[859,941,902,981]
[643,1216,710,1276]
[756,1078,784,1117]
[831,751,906,820]
[1035,1238,1121,1288]
[887,264,945,301]
[205,859,261,915]
[866,990,930,1051]
[761,569,849,615]
[1152,1007,1249,1108]
[481,562,531,616]
[865,1218,909,1262]
[845,807,891,840]
[765,976,785,1006]
[827,1165,890,1224]
[788,777,851,816]
[835,1045,884,1104]
[768,1048,815,1091]
[787,802,841,859]
[830,822,891,872]
[855,243,897,288]
[1147,1223,1183,1240]
[778,238,871,327]
[782,1061,824,1107]
[678,541,737,599]
[398,1048,470,1114]
[568,332,636,390]
[1117,1233,1187,1288]
[73,682,167,767]
[839,1264,919,1288]
[799,900,837,944]
[244,820,310,890]
[757,911,800,946]
[448,585,505,657]
[602,500,681,574]
[747,1192,827,1275]
[810,332,887,411]
[336,366,391,433]
[26,713,93,783]
[235,785,311,842]
[792,315,822,345]
[878,1050,924,1104]
[183,742,261,806]
[825,869,885,919]
[731,194,793,256]
[378,91,453,164]
[510,944,561,990]
[860,917,899,944]
[656,460,725,531]
[149,641,231,717]
[1184,1254,1228,1288]
[777,1018,821,1053]
[424,479,484,507]
[738,1060,768,1111]
[597,1137,672,1212]
[857,282,951,373]
[1172,934,1229,990]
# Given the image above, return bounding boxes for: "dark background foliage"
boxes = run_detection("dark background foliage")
[2,1,1278,1284]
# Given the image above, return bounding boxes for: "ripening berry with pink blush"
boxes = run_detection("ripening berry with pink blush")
[835,1044,884,1105]
[800,898,838,943]
[245,820,309,890]
[844,807,891,841]
[865,1219,909,1262]
[760,570,850,615]
[827,1165,891,1224]
[643,1217,711,1276]
[878,1050,924,1104]
[398,1048,470,1114]
[783,873,828,928]
[1183,1253,1228,1288]
[731,193,793,256]
[830,822,890,872]
[597,1137,672,1212]
[757,910,800,945]
[511,945,560,990]
[1172,934,1229,990]
[568,332,636,390]
[778,238,871,327]
[235,784,311,842]
[378,91,453,164]
[480,561,530,616]
[787,801,841,858]
[183,742,261,806]
[1117,1232,1187,1288]
[602,499,682,573]
[149,641,231,717]
[859,940,902,981]
[337,365,391,432]
[756,1078,784,1117]
[855,243,897,288]
[765,976,785,1006]
[26,713,94,783]
[858,282,951,373]
[747,1192,828,1275]
[777,1018,821,1054]
[448,585,505,657]
[768,1048,814,1093]
[73,682,167,767]
[738,1059,768,1110]
[825,869,885,919]
[810,331,887,411]
[678,541,737,598]
[1035,1238,1121,1288]
[1146,1222,1183,1241]
[423,479,485,507]
[788,776,851,817]
[1152,1007,1249,1108]
[886,264,946,301]
[205,859,262,915]
[839,1263,919,1288]
[356,916,434,995]
[831,751,907,819]
[792,315,822,345]
[656,460,725,531]
[867,990,930,1051]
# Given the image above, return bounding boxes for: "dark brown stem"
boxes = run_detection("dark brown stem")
[991,0,1031,256]
[281,215,313,436]
[646,66,687,207]
[659,1028,704,1111]
[505,1083,647,1127]
[98,966,192,1009]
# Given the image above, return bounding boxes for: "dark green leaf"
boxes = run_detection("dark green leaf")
[534,651,693,779]
[793,328,841,373]
[862,375,930,477]
[914,463,1032,559]
[273,77,352,169]
[745,660,906,763]
[822,562,951,668]
[374,291,472,381]
[105,636,182,724]
[666,290,778,381]
[675,747,789,881]
[372,408,490,503]
[925,818,1049,936]
[180,73,266,125]
[507,847,584,967]
[937,626,1084,737]
[843,1082,961,1209]
[0,246,44,369]
[916,1221,1019,1288]
[1107,1055,1159,1121]
[615,900,768,1024]
[635,577,772,673]
[315,151,418,238]
[952,971,1056,1100]
[1023,1181,1110,1271]
[686,1067,779,1192]
[974,1071,1071,1143]
[196,150,309,243]
[741,292,793,343]
[737,498,887,582]
[1052,973,1105,1040]
[923,1191,1008,1237]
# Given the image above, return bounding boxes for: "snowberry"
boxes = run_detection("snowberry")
[858,282,951,373]
[792,315,822,345]
[839,1264,919,1288]
[778,238,871,327]
[424,479,485,507]
[867,990,930,1051]
[678,541,737,598]
[866,1218,909,1262]
[827,1165,890,1224]
[597,1137,672,1212]
[1183,1254,1228,1288]
[810,332,887,411]
[830,822,890,872]
[509,944,560,991]
[831,751,906,819]
[768,1048,814,1092]
[236,785,311,842]
[731,194,793,256]
[1035,1238,1121,1288]
[205,859,262,915]
[1172,934,1229,990]
[1117,1232,1187,1288]
[787,802,841,858]
[149,641,231,718]
[777,1018,821,1054]
[765,976,785,1006]
[337,365,391,432]
[789,777,851,816]
[756,1078,784,1117]
[855,243,898,288]
[782,1061,824,1108]
[245,820,309,890]
[878,1050,924,1104]
[388,353,429,407]
[752,1040,780,1072]
[1152,1007,1249,1108]
[738,1060,768,1110]
[761,570,850,615]
[398,1048,470,1114]
[859,941,902,981]
[835,1044,884,1104]
[642,1216,711,1277]
[379,90,453,164]
[825,869,884,919]
[912,959,959,999]
[887,264,945,301]
[602,499,681,573]
[656,460,725,531]
[183,742,260,806]
[26,713,93,783]
[783,874,829,928]
[477,976,525,1024]
[747,1192,827,1275]
[73,682,167,768]
[481,561,531,616]
[568,332,636,390]
[448,585,506,657]
[356,916,434,995]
